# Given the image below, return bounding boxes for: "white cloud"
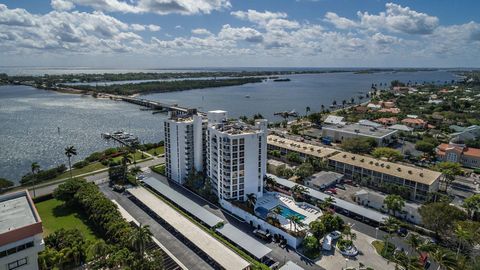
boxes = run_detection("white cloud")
[148,24,161,31]
[191,28,212,36]
[324,12,357,30]
[51,0,75,11]
[131,23,146,31]
[358,3,439,35]
[49,0,231,15]
[218,24,263,42]
[231,9,299,30]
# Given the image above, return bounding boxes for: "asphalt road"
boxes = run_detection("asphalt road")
[26,158,164,198]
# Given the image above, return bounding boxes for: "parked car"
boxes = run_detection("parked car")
[325,190,334,195]
[137,174,145,180]
[261,256,279,269]
[113,185,125,193]
[397,227,408,237]
[322,235,333,250]
[326,188,337,194]
[336,184,346,190]
[253,229,271,241]
[329,230,342,240]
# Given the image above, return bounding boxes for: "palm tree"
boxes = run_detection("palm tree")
[406,234,422,255]
[342,99,347,107]
[291,184,308,201]
[305,106,311,116]
[430,247,457,270]
[246,193,257,211]
[64,146,77,179]
[319,196,335,210]
[454,223,472,258]
[287,215,303,232]
[384,194,405,218]
[129,224,153,257]
[121,152,133,181]
[321,104,325,112]
[264,175,277,189]
[271,206,282,223]
[31,162,40,198]
[350,97,355,104]
[382,217,399,255]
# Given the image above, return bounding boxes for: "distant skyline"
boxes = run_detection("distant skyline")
[1,0,479,68]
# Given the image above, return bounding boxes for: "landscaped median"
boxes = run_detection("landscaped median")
[141,185,270,270]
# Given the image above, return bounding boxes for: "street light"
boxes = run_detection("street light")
[375,227,379,239]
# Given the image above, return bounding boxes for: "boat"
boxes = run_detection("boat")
[245,95,250,98]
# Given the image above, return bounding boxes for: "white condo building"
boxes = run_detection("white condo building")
[0,191,45,270]
[164,109,268,201]
[164,110,206,184]
[205,110,267,201]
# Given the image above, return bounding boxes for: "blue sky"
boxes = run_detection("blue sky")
[1,0,479,68]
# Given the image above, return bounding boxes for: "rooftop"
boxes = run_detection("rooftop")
[0,191,40,235]
[211,120,264,135]
[270,174,388,223]
[267,135,339,159]
[329,152,442,185]
[307,171,344,187]
[322,123,397,139]
[128,186,250,270]
[324,115,345,125]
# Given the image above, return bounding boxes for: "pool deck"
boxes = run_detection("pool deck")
[255,193,322,232]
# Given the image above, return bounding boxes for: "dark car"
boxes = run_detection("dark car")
[397,227,408,237]
[113,185,125,193]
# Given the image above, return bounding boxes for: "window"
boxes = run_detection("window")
[8,257,28,270]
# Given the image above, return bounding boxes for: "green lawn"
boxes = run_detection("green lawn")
[35,198,100,241]
[51,162,106,181]
[112,150,149,163]
[147,146,165,156]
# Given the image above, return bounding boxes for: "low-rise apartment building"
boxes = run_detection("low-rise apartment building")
[354,189,422,224]
[436,143,480,168]
[0,191,45,270]
[328,152,442,201]
[321,123,398,146]
[267,135,339,161]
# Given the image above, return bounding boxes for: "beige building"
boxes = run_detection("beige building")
[267,135,339,160]
[436,143,480,168]
[328,152,442,201]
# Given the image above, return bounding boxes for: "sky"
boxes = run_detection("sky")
[0,0,479,68]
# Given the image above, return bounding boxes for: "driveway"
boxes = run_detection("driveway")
[317,230,394,270]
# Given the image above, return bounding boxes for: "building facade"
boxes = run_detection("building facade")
[164,110,205,184]
[436,143,480,168]
[0,191,44,270]
[328,152,441,201]
[206,110,267,201]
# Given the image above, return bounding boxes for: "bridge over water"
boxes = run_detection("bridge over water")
[108,94,198,115]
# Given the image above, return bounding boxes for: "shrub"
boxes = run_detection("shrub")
[85,152,102,162]
[73,160,89,169]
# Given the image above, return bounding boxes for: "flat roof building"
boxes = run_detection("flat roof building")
[305,171,343,190]
[267,135,339,160]
[0,191,44,270]
[328,152,442,201]
[321,123,398,146]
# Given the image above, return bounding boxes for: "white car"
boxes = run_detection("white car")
[329,230,342,240]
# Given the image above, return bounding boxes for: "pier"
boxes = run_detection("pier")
[102,131,139,147]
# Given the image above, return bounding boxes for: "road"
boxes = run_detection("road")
[26,158,164,198]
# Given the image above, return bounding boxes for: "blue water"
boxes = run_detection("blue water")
[276,205,306,220]
[0,70,458,183]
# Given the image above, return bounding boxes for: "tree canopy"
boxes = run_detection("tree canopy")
[341,137,377,154]
[371,147,403,161]
[419,202,467,238]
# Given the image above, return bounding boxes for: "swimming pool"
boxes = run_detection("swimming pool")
[275,205,306,220]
